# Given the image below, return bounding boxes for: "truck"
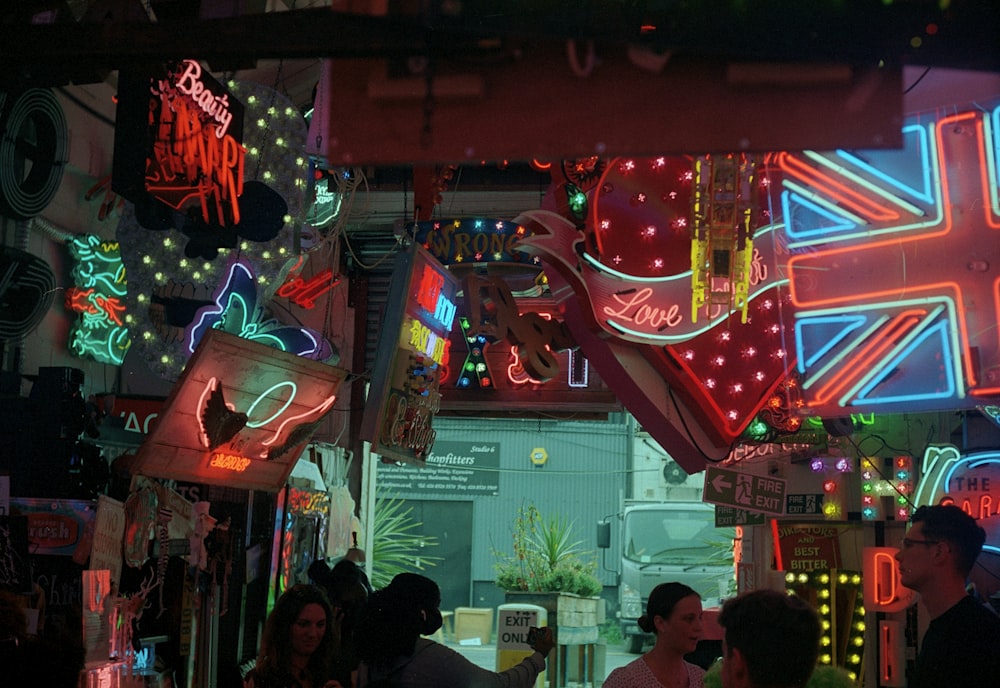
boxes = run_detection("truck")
[599,500,735,653]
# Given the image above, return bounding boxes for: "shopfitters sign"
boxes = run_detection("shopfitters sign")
[377,441,500,496]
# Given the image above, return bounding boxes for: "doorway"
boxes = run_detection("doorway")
[404,499,473,613]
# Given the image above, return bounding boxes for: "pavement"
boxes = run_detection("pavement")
[445,637,636,687]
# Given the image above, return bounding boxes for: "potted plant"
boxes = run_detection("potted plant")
[493,503,603,628]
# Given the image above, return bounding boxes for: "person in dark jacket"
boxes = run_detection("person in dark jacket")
[895,504,1000,688]
[355,573,554,688]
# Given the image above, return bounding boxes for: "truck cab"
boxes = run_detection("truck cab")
[613,501,734,653]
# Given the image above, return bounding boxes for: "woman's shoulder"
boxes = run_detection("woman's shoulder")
[603,657,653,685]
[686,660,707,688]
[686,660,706,676]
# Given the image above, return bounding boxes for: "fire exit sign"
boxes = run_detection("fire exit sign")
[703,466,786,516]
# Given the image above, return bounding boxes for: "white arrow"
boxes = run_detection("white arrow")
[711,473,733,493]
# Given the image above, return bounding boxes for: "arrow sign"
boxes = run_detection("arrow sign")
[703,465,787,516]
[711,472,733,493]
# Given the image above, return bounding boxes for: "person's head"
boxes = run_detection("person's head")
[895,504,985,590]
[328,559,373,603]
[639,582,703,655]
[355,573,442,668]
[257,584,334,680]
[717,590,820,688]
[310,559,371,628]
[385,573,443,637]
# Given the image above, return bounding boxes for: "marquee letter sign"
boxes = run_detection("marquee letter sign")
[360,243,459,465]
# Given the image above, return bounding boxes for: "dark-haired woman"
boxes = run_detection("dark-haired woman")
[603,582,705,688]
[245,584,342,688]
[355,573,554,688]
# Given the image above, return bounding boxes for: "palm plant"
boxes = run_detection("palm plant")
[493,502,602,597]
[370,495,441,589]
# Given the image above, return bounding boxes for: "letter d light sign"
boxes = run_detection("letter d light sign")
[862,546,915,613]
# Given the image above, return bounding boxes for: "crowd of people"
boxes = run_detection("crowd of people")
[243,567,554,688]
[239,502,998,688]
[4,502,997,688]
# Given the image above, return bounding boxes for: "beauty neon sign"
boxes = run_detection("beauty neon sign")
[145,60,246,226]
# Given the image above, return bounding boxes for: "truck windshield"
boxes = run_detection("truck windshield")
[623,509,721,565]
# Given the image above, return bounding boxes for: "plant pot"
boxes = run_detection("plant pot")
[503,591,602,628]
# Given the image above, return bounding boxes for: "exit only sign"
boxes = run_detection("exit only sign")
[703,466,786,516]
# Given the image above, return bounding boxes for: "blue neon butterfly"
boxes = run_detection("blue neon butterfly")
[186,258,337,362]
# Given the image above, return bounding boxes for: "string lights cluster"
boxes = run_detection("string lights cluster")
[860,456,913,521]
[785,570,865,682]
[115,77,309,380]
[806,454,854,519]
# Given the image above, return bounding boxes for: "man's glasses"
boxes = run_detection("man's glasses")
[901,538,940,549]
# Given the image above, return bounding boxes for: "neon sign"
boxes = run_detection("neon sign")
[788,104,1000,412]
[863,546,916,613]
[462,273,575,383]
[146,60,246,225]
[65,234,132,365]
[186,257,335,361]
[515,199,790,448]
[409,218,537,266]
[131,328,348,491]
[277,267,342,310]
[209,453,251,472]
[361,244,460,464]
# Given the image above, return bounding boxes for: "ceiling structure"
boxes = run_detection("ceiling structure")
[4,0,1000,474]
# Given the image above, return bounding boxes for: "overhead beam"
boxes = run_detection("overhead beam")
[2,3,998,88]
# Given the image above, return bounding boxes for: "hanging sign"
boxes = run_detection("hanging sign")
[89,495,126,589]
[360,243,459,465]
[112,60,246,225]
[131,329,348,491]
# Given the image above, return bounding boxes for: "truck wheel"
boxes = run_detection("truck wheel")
[628,634,645,654]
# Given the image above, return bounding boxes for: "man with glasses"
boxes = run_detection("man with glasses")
[895,504,1000,687]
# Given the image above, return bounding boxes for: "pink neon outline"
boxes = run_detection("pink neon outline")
[196,377,219,448]
[257,394,338,456]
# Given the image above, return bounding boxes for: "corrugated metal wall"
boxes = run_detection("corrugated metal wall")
[375,414,631,586]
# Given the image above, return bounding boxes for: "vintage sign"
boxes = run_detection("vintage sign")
[776,525,843,572]
[404,218,619,417]
[360,243,459,464]
[89,495,125,588]
[131,328,348,491]
[703,466,786,516]
[11,498,96,557]
[376,441,500,496]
